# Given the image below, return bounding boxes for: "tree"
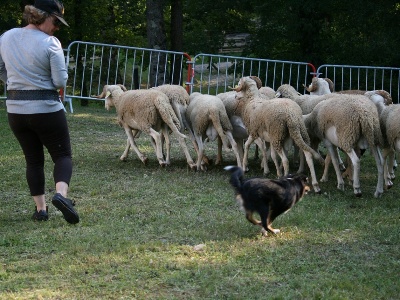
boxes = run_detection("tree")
[146,0,168,86]
[170,0,183,84]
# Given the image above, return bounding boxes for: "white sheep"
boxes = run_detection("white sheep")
[151,84,190,131]
[186,92,242,171]
[276,83,347,172]
[94,84,196,169]
[276,83,337,114]
[303,77,333,95]
[118,84,194,167]
[306,88,393,186]
[363,90,396,188]
[232,76,325,193]
[216,89,271,171]
[303,94,384,197]
[259,86,277,99]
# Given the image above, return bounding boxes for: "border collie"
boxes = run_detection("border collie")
[224,166,310,236]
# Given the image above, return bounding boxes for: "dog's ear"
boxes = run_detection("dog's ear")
[292,173,309,183]
[300,174,309,184]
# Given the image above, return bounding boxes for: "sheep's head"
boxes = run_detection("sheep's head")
[365,90,393,106]
[303,77,319,93]
[303,77,333,95]
[231,76,260,93]
[374,90,392,105]
[275,84,300,98]
[92,84,126,110]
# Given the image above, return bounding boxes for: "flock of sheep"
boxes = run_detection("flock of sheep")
[94,76,398,198]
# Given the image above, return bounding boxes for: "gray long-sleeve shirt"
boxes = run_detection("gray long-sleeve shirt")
[0,27,67,114]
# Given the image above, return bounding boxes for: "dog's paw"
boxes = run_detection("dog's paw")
[272,229,280,234]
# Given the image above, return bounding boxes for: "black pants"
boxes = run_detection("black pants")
[8,110,72,196]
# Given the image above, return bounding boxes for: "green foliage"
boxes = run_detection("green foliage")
[1,1,399,67]
[0,1,23,30]
[250,0,400,66]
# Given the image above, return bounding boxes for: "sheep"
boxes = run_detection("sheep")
[363,90,396,189]
[302,94,384,197]
[303,77,334,95]
[304,76,380,96]
[275,83,337,114]
[94,85,196,169]
[302,79,394,187]
[119,84,194,167]
[185,92,242,171]
[232,76,325,193]
[216,89,271,171]
[151,84,190,132]
[259,86,277,99]
[329,90,393,184]
[276,83,346,172]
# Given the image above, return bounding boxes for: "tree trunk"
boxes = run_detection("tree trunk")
[73,0,88,106]
[170,0,183,85]
[146,0,168,87]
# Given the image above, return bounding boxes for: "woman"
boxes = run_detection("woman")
[0,0,79,224]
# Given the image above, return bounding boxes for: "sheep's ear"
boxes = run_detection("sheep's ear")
[105,91,111,98]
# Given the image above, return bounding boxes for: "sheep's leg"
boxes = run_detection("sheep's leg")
[303,150,321,193]
[215,137,222,164]
[161,127,171,165]
[242,135,255,172]
[341,155,354,182]
[149,128,166,167]
[189,128,210,167]
[293,144,300,165]
[225,131,242,169]
[370,146,384,198]
[276,148,289,177]
[215,137,223,166]
[268,145,286,178]
[121,138,131,161]
[120,130,141,161]
[297,148,305,173]
[345,149,362,196]
[269,147,281,177]
[321,152,332,182]
[337,148,346,171]
[236,138,244,165]
[324,141,345,191]
[195,135,205,171]
[387,151,396,181]
[174,133,197,170]
[123,128,148,164]
[382,148,393,189]
[255,138,269,175]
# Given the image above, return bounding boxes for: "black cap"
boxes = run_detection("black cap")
[34,0,69,27]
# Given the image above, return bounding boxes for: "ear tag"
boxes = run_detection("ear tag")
[105,91,111,98]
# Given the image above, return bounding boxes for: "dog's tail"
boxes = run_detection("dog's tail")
[224,166,244,194]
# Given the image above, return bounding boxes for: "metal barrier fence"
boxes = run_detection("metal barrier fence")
[317,64,400,103]
[63,41,193,103]
[190,53,316,95]
[1,41,400,107]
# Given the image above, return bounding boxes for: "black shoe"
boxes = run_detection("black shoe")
[52,193,79,224]
[32,206,48,221]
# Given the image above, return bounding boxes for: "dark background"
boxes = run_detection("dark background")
[1,0,399,67]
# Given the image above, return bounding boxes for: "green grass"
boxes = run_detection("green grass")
[0,100,399,299]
